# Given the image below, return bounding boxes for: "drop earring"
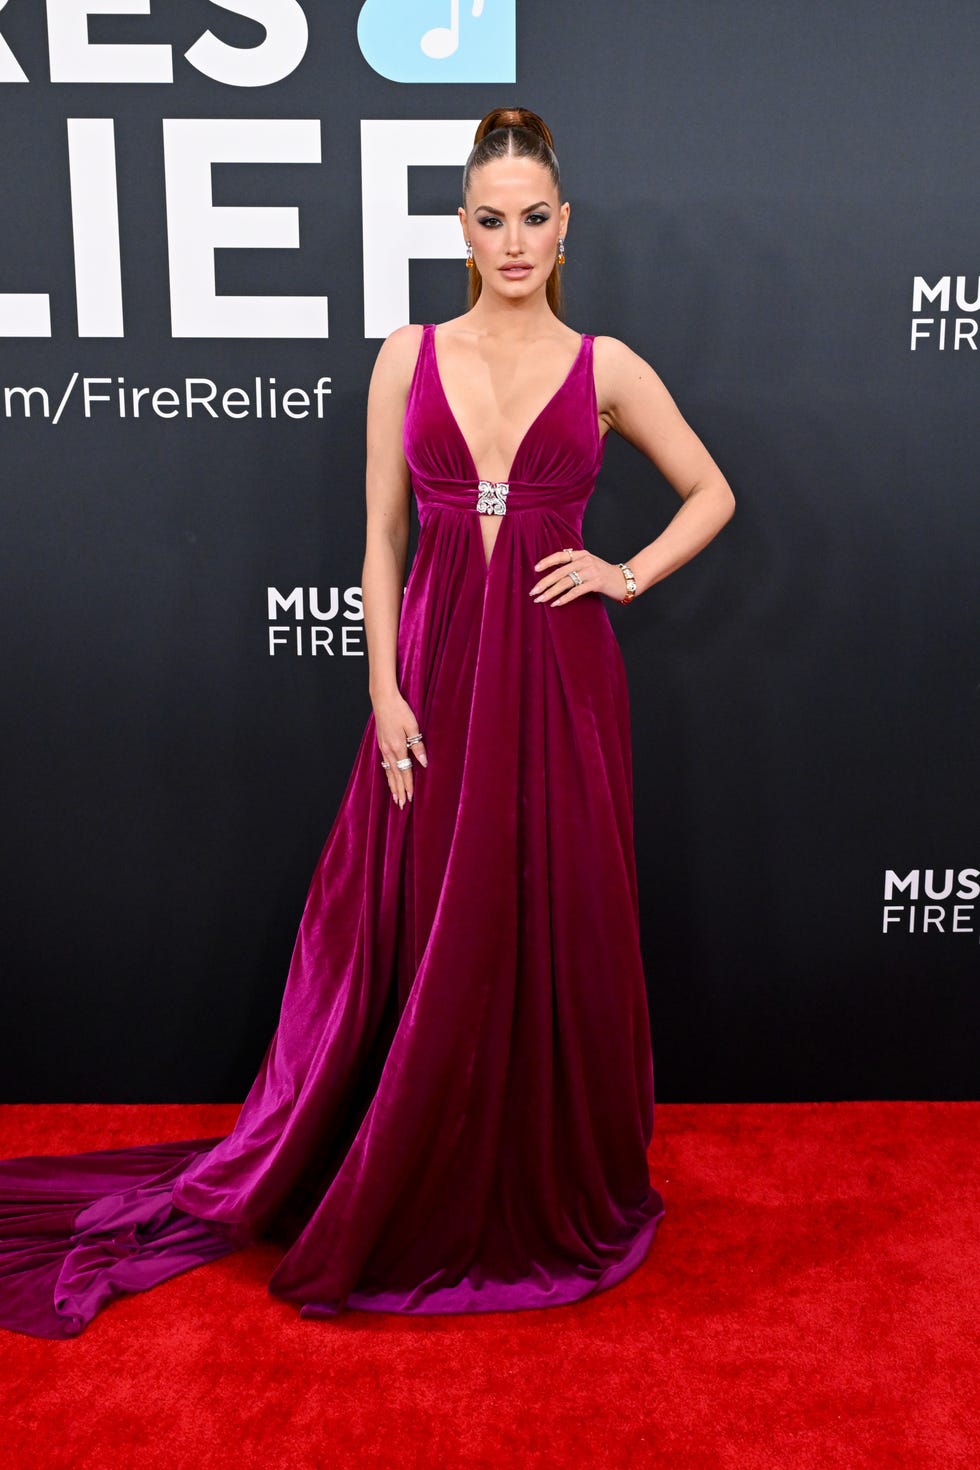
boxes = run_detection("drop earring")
[465,240,474,269]
[557,236,566,266]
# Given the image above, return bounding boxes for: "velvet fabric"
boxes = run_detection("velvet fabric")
[0,324,665,1339]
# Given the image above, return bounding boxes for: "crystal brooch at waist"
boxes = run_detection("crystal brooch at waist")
[476,481,509,515]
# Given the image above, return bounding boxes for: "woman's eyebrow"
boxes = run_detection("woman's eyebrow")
[473,200,551,213]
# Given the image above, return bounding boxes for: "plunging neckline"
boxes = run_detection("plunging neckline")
[430,325,587,487]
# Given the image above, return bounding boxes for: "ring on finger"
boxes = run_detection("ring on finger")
[405,732,424,747]
[395,757,412,770]
[567,570,582,586]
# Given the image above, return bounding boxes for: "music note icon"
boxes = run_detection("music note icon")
[421,0,485,61]
[357,0,513,83]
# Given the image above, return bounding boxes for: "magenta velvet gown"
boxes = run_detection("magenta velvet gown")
[0,324,665,1339]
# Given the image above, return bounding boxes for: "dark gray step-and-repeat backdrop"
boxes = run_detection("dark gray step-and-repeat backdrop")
[1,2,976,1102]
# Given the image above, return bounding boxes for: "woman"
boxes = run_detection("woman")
[0,108,734,1339]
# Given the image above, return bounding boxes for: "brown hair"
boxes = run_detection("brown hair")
[462,107,564,318]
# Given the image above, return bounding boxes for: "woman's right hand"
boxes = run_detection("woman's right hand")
[372,690,428,808]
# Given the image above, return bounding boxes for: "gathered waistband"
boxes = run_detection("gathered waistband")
[413,476,594,517]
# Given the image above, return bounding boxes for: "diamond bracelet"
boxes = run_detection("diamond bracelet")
[618,562,637,603]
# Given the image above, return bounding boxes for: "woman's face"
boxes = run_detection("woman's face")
[459,155,569,301]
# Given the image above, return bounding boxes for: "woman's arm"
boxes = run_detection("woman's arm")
[362,324,420,701]
[594,334,735,597]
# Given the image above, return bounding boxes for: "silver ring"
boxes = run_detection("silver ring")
[567,570,582,586]
[563,547,574,562]
[406,733,424,746]
[381,760,391,769]
[395,757,412,770]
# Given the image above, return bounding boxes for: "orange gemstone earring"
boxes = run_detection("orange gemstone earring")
[465,240,474,269]
[557,236,566,266]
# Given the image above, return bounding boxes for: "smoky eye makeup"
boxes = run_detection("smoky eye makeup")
[475,211,551,227]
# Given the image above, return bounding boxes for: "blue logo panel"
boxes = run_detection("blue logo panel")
[357,0,516,83]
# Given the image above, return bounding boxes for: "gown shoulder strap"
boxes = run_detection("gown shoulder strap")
[405,323,436,411]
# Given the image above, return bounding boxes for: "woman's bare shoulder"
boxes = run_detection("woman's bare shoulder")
[592,333,670,395]
[591,333,656,370]
[370,323,425,393]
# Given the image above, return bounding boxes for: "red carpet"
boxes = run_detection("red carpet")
[0,1101,975,1469]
